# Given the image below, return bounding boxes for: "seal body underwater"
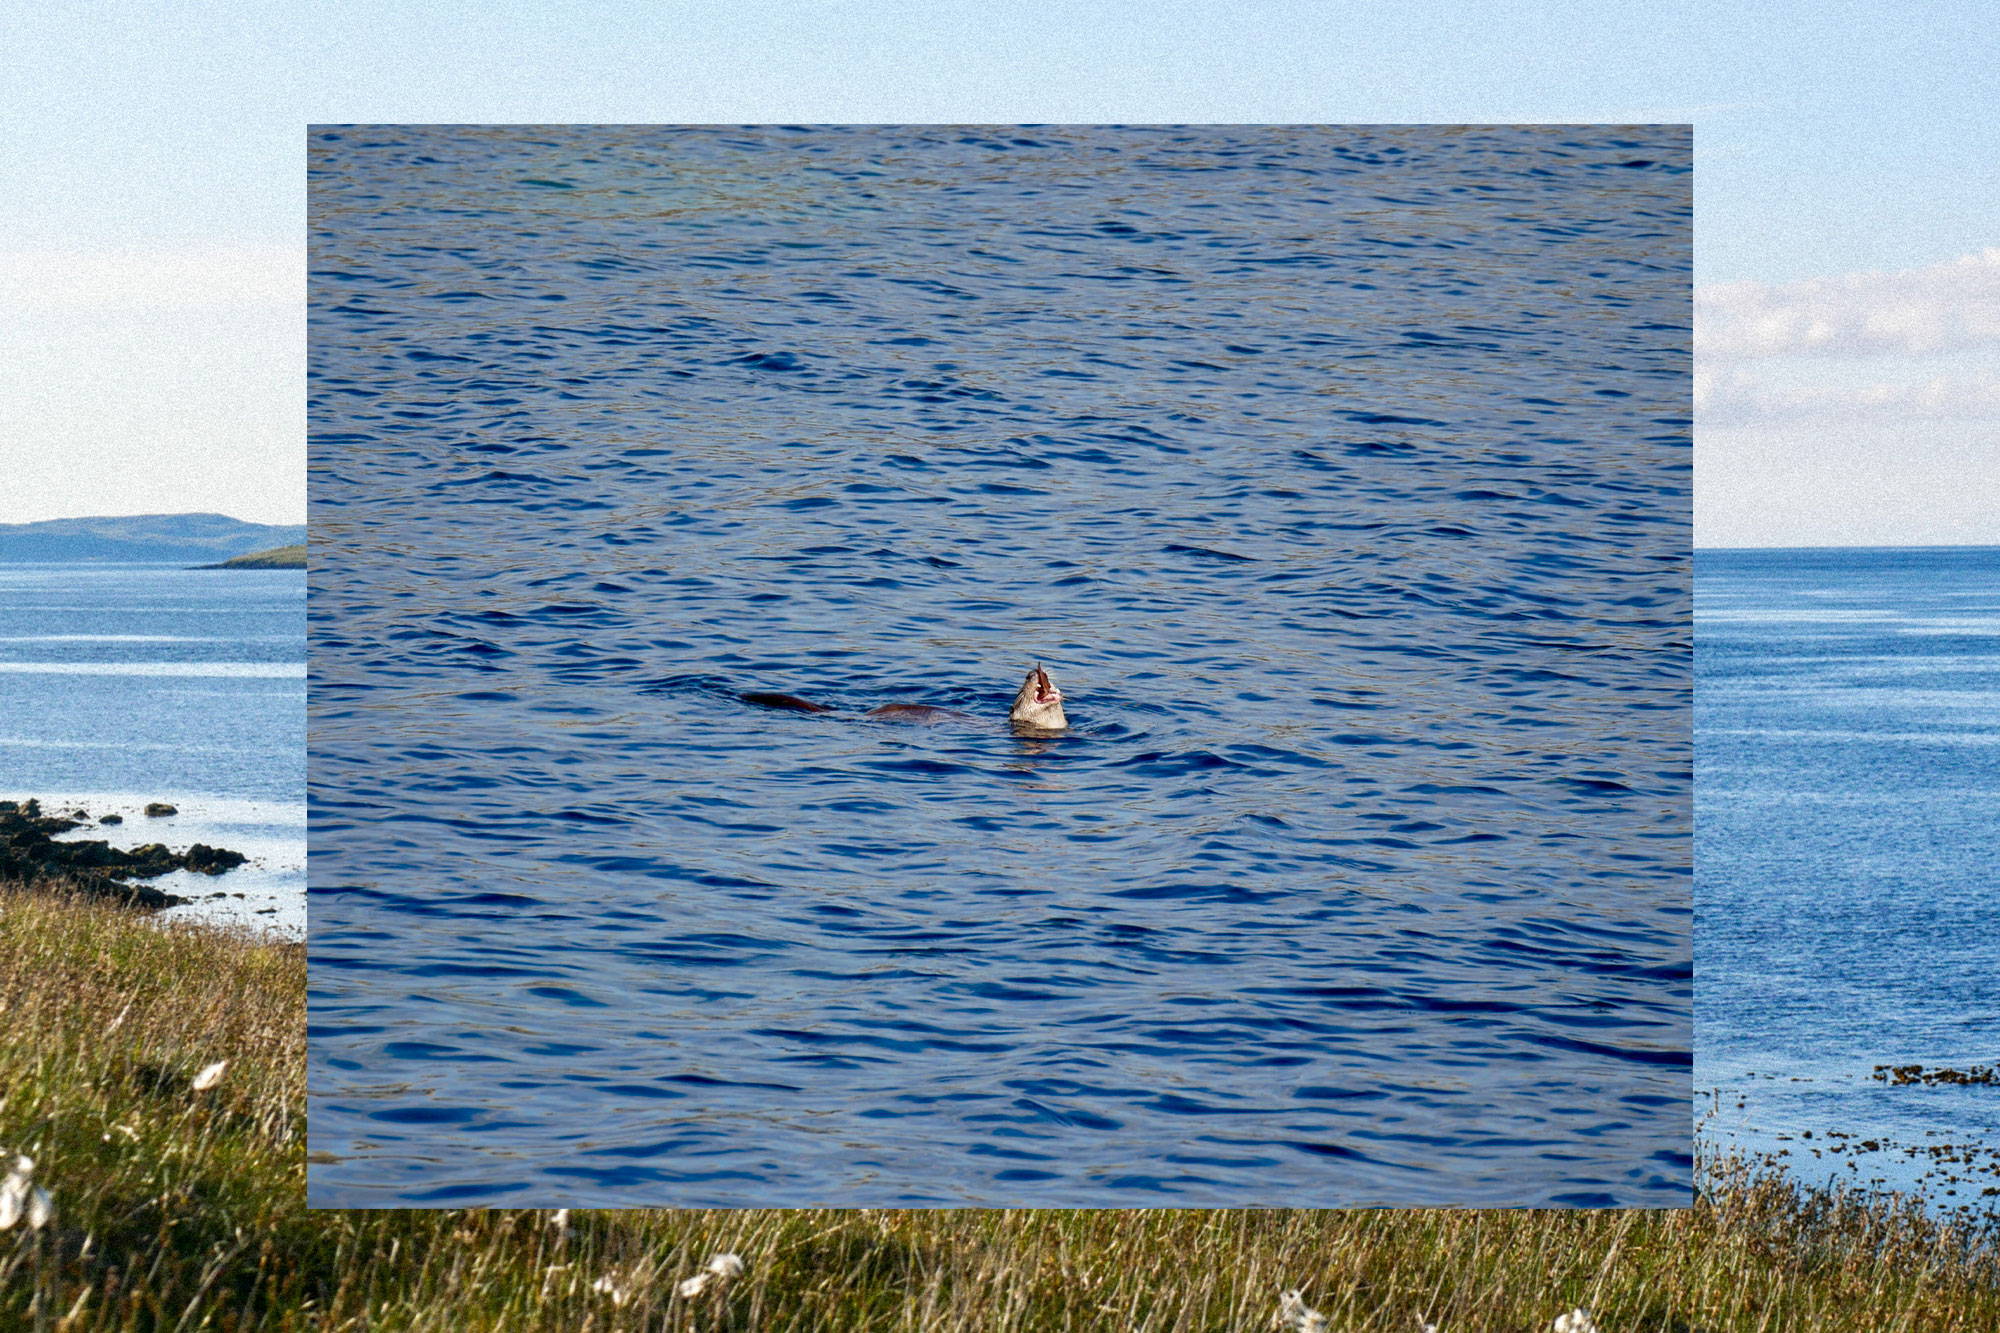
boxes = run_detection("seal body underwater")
[865,703,975,722]
[740,664,1068,731]
[737,691,834,714]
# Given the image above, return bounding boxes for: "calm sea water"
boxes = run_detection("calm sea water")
[0,563,305,934]
[308,124,1690,1208]
[1697,547,2000,1210]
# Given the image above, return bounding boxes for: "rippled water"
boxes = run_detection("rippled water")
[308,124,1690,1207]
[0,563,305,933]
[1698,547,2000,1206]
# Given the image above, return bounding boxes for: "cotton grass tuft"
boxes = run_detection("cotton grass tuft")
[590,1273,632,1306]
[0,1152,53,1232]
[678,1250,747,1298]
[1274,1287,1329,1332]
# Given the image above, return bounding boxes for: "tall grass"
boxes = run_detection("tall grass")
[2,886,1995,1331]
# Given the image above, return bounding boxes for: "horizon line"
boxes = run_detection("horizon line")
[5,511,1994,555]
[0,510,304,527]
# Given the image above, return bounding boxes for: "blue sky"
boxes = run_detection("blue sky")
[4,1,1995,543]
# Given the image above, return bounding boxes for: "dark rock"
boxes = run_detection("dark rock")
[184,843,247,875]
[99,813,123,825]
[61,840,126,868]
[144,802,178,817]
[91,880,187,910]
[121,844,180,877]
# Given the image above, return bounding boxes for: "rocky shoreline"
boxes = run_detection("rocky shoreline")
[0,798,248,910]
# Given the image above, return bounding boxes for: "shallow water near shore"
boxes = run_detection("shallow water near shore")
[1697,546,2000,1216]
[308,124,1690,1207]
[31,793,307,936]
[0,563,305,935]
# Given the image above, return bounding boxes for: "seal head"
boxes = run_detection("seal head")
[1008,663,1068,731]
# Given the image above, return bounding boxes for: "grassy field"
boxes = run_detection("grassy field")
[2,886,1995,1332]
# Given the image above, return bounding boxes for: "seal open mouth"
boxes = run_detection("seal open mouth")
[1008,662,1069,730]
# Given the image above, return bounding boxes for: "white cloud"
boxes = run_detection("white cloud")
[1696,246,2000,545]
[1697,365,2000,426]
[1697,247,2000,359]
[0,244,300,312]
[1696,246,2000,429]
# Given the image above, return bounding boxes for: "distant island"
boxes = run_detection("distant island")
[201,543,305,569]
[0,512,306,564]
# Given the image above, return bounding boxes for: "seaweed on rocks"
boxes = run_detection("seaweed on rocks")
[1874,1063,2000,1087]
[0,798,248,911]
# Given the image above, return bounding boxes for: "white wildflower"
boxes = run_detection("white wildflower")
[191,1060,228,1092]
[548,1208,570,1231]
[0,1154,51,1232]
[590,1274,631,1306]
[678,1251,746,1298]
[1274,1288,1329,1333]
[1554,1310,1600,1333]
[1416,1314,1440,1333]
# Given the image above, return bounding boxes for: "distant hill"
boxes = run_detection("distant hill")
[202,544,305,570]
[0,513,307,564]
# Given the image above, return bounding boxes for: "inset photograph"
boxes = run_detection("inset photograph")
[306,123,1690,1207]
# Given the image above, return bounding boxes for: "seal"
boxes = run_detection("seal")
[740,664,1069,731]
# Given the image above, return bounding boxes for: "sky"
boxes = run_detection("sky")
[2,1,1994,545]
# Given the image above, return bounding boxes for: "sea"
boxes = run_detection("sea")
[307,124,1691,1208]
[0,562,306,935]
[1697,546,2000,1216]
